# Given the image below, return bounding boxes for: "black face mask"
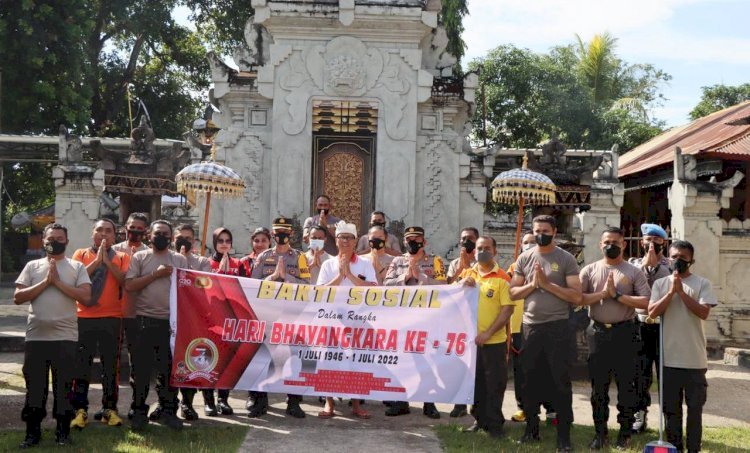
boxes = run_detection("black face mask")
[603,244,621,259]
[152,235,170,251]
[319,209,330,215]
[44,240,67,256]
[670,258,692,274]
[369,238,385,250]
[175,238,192,253]
[127,230,144,242]
[407,240,424,255]
[644,243,663,255]
[461,239,476,254]
[370,221,386,228]
[274,232,290,245]
[535,233,553,247]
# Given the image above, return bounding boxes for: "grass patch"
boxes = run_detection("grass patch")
[436,422,750,452]
[0,423,248,452]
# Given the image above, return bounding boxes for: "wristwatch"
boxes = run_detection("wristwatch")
[613,292,623,301]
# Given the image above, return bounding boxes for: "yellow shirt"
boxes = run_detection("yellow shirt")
[459,263,514,344]
[507,263,524,334]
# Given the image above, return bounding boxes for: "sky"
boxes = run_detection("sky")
[461,0,750,127]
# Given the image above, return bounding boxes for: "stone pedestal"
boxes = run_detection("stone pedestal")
[53,165,105,252]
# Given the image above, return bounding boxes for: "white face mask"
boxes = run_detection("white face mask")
[522,243,536,252]
[309,239,325,251]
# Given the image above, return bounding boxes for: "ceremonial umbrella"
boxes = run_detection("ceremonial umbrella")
[176,161,246,255]
[491,154,556,259]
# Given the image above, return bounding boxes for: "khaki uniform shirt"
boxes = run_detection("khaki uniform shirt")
[125,250,188,320]
[251,247,311,284]
[384,253,447,286]
[580,259,651,324]
[16,257,91,342]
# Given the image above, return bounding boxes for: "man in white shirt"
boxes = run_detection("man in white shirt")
[316,221,377,419]
[648,240,717,453]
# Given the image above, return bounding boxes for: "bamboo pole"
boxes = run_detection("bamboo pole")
[513,195,525,260]
[200,191,212,256]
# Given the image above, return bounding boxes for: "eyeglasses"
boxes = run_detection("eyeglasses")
[216,239,232,244]
[337,236,355,242]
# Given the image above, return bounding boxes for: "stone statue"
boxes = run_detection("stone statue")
[233,17,273,71]
[528,138,604,185]
[58,125,83,163]
[129,115,156,165]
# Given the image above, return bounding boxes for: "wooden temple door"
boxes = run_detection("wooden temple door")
[313,140,374,233]
[312,100,377,233]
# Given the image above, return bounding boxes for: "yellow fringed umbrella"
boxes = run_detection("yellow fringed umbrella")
[176,161,246,255]
[491,155,556,258]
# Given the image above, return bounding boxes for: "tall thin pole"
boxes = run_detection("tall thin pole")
[481,77,487,148]
[200,191,212,256]
[513,196,525,259]
[0,166,4,280]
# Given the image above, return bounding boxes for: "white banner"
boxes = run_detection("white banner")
[170,270,478,404]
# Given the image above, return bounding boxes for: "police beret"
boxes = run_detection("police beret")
[640,223,667,239]
[404,226,425,238]
[272,217,292,229]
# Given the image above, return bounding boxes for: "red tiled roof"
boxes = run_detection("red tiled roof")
[619,101,750,177]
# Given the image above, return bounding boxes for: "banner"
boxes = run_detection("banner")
[169,269,478,404]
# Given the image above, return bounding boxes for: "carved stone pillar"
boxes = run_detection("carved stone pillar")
[576,151,623,265]
[669,147,744,342]
[669,148,739,286]
[53,165,105,252]
[577,181,624,265]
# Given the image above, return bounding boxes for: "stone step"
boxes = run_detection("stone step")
[724,347,750,369]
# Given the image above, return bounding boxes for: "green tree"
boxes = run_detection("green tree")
[470,39,668,151]
[689,83,750,120]
[440,0,469,69]
[0,1,94,134]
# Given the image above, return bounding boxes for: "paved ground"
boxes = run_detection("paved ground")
[1,350,748,451]
[2,283,749,451]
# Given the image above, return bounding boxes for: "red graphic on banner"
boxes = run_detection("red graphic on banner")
[284,370,406,395]
[172,270,261,388]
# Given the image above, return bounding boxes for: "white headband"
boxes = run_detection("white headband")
[335,220,357,237]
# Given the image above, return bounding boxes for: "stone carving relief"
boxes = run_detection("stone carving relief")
[276,36,412,140]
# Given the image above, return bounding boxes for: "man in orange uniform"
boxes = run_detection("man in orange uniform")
[70,219,130,429]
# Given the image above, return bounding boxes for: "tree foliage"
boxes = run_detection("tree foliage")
[689,83,750,120]
[470,36,670,152]
[439,0,469,67]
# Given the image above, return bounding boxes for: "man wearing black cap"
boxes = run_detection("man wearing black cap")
[383,226,446,419]
[628,223,671,433]
[249,216,310,418]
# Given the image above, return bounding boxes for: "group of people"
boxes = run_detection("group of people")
[14,194,716,453]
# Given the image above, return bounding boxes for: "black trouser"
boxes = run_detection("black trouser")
[587,320,639,434]
[181,388,230,403]
[250,392,301,404]
[635,322,660,413]
[122,317,138,410]
[22,341,77,420]
[473,342,507,431]
[133,316,178,413]
[521,320,573,440]
[512,332,555,413]
[72,317,122,411]
[663,367,707,452]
